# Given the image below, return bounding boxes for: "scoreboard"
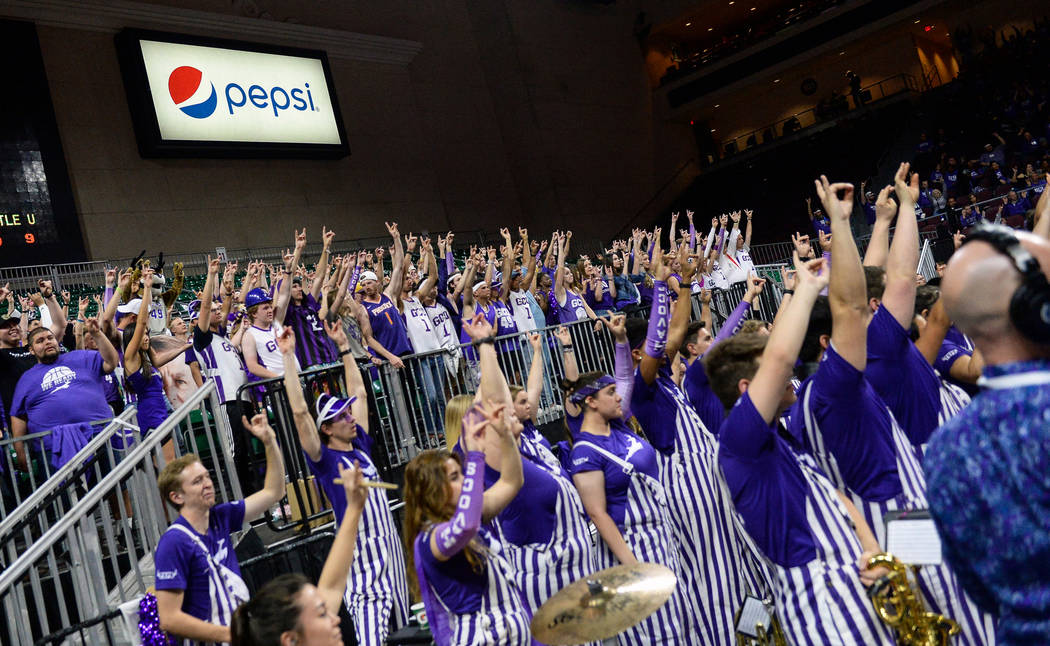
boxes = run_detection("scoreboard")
[0,20,85,268]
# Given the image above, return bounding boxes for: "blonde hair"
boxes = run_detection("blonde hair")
[443,394,475,448]
[157,454,202,510]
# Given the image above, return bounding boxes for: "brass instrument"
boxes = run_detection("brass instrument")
[734,596,789,646]
[866,552,960,646]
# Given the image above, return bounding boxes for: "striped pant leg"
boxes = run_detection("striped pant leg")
[916,563,996,645]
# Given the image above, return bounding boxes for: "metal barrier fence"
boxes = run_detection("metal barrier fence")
[0,407,138,553]
[0,382,240,646]
[237,315,617,533]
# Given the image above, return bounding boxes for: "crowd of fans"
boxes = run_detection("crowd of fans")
[2,18,1050,646]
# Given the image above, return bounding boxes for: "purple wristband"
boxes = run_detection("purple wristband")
[433,451,484,558]
[644,280,670,358]
[614,341,634,419]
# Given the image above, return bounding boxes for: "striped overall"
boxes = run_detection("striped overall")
[650,376,769,643]
[519,425,564,476]
[342,450,411,646]
[167,524,250,646]
[769,453,896,645]
[418,526,535,646]
[797,384,996,645]
[493,453,597,614]
[574,440,688,646]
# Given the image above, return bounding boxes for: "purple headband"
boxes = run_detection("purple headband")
[568,375,616,404]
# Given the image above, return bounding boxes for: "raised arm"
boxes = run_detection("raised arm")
[640,230,668,385]
[748,253,828,423]
[38,281,66,340]
[416,238,439,298]
[85,317,119,373]
[279,327,322,461]
[316,464,368,613]
[882,163,920,328]
[524,333,545,423]
[498,228,514,301]
[383,222,405,300]
[520,228,538,291]
[665,244,698,358]
[241,412,286,520]
[198,257,221,334]
[816,176,868,370]
[310,227,336,300]
[743,209,754,248]
[553,232,568,302]
[275,230,307,325]
[463,312,511,406]
[124,270,155,371]
[862,185,897,268]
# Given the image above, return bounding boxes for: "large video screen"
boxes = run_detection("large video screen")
[0,20,85,268]
[115,29,350,158]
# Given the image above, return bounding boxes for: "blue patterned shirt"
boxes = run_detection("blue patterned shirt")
[925,360,1050,645]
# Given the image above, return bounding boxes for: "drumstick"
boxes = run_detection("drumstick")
[333,478,398,490]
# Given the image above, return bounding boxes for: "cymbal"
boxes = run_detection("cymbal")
[530,563,677,645]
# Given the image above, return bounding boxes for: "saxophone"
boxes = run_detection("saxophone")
[866,552,960,646]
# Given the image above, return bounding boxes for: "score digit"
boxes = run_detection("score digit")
[25,233,35,244]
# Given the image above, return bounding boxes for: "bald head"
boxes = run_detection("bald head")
[942,231,1050,363]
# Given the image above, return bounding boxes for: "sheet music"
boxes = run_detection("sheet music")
[735,596,771,637]
[886,518,943,565]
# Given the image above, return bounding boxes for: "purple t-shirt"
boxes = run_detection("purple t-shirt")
[154,501,246,623]
[364,294,413,356]
[934,340,979,397]
[569,426,659,527]
[286,294,338,368]
[787,345,901,501]
[484,458,558,545]
[585,280,615,312]
[717,392,816,567]
[11,350,113,437]
[865,307,942,448]
[416,525,499,614]
[550,290,588,325]
[305,427,375,525]
[683,359,725,434]
[630,368,693,456]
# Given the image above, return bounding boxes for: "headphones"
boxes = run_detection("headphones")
[961,224,1050,343]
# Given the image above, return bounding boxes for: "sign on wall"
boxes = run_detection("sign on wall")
[116,29,349,158]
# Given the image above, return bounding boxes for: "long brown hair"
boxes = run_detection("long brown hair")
[402,450,485,600]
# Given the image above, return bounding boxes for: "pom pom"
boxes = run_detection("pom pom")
[139,593,172,646]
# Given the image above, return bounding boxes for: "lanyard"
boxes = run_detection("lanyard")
[977,371,1050,389]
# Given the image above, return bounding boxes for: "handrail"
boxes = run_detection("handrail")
[0,406,139,542]
[0,381,218,593]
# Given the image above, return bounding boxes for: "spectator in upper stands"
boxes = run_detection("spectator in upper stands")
[9,318,118,470]
[931,188,947,214]
[154,413,286,644]
[805,196,831,237]
[979,133,1007,166]
[1001,190,1032,226]
[860,182,877,225]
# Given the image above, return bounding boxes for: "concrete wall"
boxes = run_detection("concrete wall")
[31,0,690,259]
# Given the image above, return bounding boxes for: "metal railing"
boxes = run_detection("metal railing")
[0,230,494,292]
[0,381,240,646]
[237,315,616,533]
[0,407,138,550]
[748,228,942,266]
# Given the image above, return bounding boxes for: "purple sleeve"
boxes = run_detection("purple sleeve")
[347,265,361,295]
[717,392,776,460]
[689,222,696,249]
[431,451,485,558]
[711,299,750,348]
[614,341,634,419]
[104,286,114,308]
[153,534,189,591]
[647,240,655,261]
[568,442,605,475]
[644,281,670,358]
[445,251,455,275]
[934,341,970,376]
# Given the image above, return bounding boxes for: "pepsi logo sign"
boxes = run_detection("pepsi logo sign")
[168,66,217,119]
[138,39,342,145]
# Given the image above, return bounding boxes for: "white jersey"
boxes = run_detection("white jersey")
[707,261,730,290]
[424,301,458,352]
[247,322,297,376]
[147,300,169,337]
[193,327,248,403]
[402,296,441,353]
[508,289,538,333]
